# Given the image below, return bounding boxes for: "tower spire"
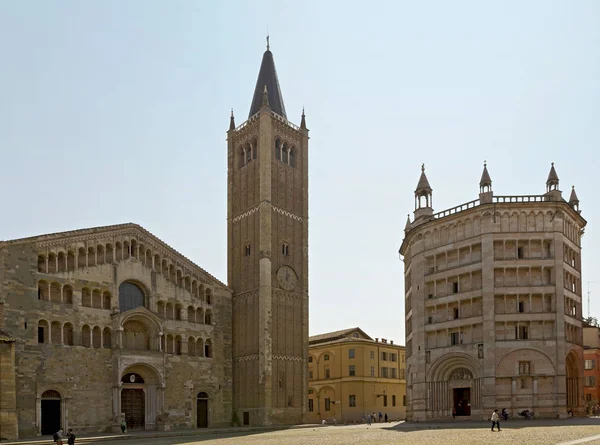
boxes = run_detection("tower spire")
[479,161,492,193]
[300,107,306,129]
[546,162,559,192]
[248,41,287,118]
[229,108,235,131]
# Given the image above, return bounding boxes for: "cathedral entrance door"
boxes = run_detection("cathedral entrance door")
[121,389,145,430]
[196,392,208,428]
[453,388,471,416]
[41,390,61,435]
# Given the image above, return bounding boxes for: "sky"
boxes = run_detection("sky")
[1,1,599,344]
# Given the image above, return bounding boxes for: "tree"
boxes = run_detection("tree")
[583,316,599,327]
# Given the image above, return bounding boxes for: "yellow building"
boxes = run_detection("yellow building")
[307,328,406,423]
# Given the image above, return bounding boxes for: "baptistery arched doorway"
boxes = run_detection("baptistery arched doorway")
[196,392,209,428]
[40,390,61,435]
[566,351,580,410]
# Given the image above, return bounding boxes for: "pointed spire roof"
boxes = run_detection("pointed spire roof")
[480,161,492,187]
[229,109,235,131]
[405,214,411,231]
[415,164,432,194]
[248,39,287,119]
[569,186,579,204]
[546,162,559,186]
[300,107,306,129]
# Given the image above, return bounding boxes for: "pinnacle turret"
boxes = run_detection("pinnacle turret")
[229,109,235,131]
[479,162,492,192]
[546,162,559,192]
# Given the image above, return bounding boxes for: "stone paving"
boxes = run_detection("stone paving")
[5,419,600,445]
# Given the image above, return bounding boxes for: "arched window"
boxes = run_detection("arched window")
[38,255,46,273]
[204,339,213,358]
[77,248,86,268]
[282,143,289,164]
[275,138,281,161]
[63,285,73,304]
[122,373,144,384]
[166,303,174,320]
[196,308,204,324]
[188,337,196,356]
[175,335,182,355]
[48,253,57,273]
[175,304,182,321]
[205,310,212,325]
[198,391,208,399]
[38,281,49,301]
[205,288,212,305]
[123,241,130,259]
[289,147,296,168]
[81,325,91,347]
[97,245,105,264]
[196,338,204,357]
[63,323,74,345]
[187,306,195,323]
[103,291,111,310]
[106,244,114,263]
[50,283,61,303]
[37,320,48,343]
[88,247,96,266]
[166,334,174,354]
[82,288,91,307]
[67,251,75,271]
[115,242,123,261]
[57,252,66,272]
[92,289,102,308]
[103,328,112,349]
[118,282,145,312]
[92,326,102,348]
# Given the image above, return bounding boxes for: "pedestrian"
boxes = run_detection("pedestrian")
[361,413,365,424]
[367,414,372,425]
[378,411,383,423]
[53,428,64,444]
[384,413,388,423]
[66,429,76,445]
[491,409,501,432]
[120,419,127,433]
[452,406,456,420]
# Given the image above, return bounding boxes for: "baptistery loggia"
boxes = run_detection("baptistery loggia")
[0,223,232,437]
[400,163,586,421]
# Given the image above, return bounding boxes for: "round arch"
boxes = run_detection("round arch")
[118,281,149,312]
[119,363,163,431]
[427,352,482,382]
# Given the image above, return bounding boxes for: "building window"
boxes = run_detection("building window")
[450,332,459,345]
[383,395,388,406]
[391,368,397,378]
[392,395,396,406]
[381,352,388,361]
[349,395,356,407]
[324,354,329,361]
[308,356,313,363]
[585,360,595,370]
[370,351,375,359]
[325,368,330,379]
[324,398,331,411]
[37,326,45,343]
[370,366,375,377]
[282,243,289,256]
[518,247,524,259]
[349,365,356,376]
[519,361,531,374]
[308,399,314,412]
[517,325,529,340]
[308,389,313,394]
[586,393,592,402]
[245,244,251,256]
[349,348,355,359]
[453,307,459,319]
[309,371,313,380]
[118,282,145,312]
[585,376,596,387]
[452,282,459,293]
[520,378,527,389]
[426,350,431,363]
[391,353,397,362]
[403,395,406,406]
[381,367,389,378]
[518,301,525,313]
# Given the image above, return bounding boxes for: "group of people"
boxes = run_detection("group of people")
[362,412,389,424]
[52,428,75,444]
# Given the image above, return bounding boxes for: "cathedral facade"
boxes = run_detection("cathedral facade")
[0,44,308,440]
[400,163,586,420]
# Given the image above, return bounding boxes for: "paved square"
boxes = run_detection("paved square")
[100,419,600,445]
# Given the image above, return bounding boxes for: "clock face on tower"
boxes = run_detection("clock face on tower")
[276,266,297,291]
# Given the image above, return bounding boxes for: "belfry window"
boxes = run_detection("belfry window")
[245,244,251,256]
[282,243,289,256]
[274,138,296,168]
[282,144,289,164]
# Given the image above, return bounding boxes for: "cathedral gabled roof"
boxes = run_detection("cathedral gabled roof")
[309,327,373,345]
[248,44,287,119]
[0,223,229,289]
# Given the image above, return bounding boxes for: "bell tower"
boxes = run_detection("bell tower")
[227,40,309,426]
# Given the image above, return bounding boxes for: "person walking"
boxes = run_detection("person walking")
[491,409,501,432]
[53,428,64,444]
[367,414,372,425]
[384,412,388,423]
[120,419,127,433]
[66,429,76,445]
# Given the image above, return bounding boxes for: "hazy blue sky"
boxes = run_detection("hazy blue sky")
[1,1,599,343]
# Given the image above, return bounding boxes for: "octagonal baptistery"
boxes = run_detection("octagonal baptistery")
[0,223,232,437]
[399,163,586,421]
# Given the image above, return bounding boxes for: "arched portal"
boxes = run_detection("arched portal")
[196,392,209,428]
[119,282,146,312]
[119,364,161,431]
[41,390,61,435]
[566,351,580,410]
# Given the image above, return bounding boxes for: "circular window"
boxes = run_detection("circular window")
[122,373,145,384]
